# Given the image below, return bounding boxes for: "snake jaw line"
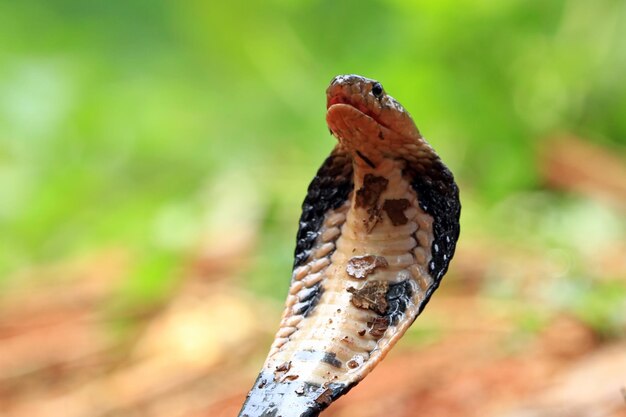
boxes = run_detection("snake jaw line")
[238,74,460,417]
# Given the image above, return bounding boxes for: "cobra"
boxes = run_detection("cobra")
[238,74,461,417]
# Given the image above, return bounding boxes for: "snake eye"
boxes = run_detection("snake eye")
[371,82,383,98]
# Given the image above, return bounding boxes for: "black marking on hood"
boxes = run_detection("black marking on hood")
[404,154,461,313]
[293,349,341,368]
[321,352,343,368]
[293,147,353,268]
[293,283,324,317]
[238,370,353,417]
[385,280,413,325]
[355,150,376,168]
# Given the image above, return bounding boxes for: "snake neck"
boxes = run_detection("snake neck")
[264,155,433,384]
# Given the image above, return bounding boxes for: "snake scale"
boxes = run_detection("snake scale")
[238,74,461,417]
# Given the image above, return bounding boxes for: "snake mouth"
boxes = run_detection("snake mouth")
[326,102,388,168]
[326,97,391,132]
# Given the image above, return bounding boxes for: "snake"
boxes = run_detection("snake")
[238,74,461,417]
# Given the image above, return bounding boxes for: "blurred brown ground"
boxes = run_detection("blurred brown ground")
[1,137,625,417]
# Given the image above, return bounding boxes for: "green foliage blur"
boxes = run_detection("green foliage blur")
[1,1,625,325]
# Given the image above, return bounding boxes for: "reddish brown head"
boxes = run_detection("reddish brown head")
[326,75,423,164]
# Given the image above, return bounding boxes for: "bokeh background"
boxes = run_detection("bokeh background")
[1,1,625,416]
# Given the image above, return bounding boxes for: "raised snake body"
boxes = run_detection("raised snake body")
[238,75,461,417]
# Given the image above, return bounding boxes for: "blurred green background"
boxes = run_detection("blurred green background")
[1,2,626,416]
[1,0,625,332]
